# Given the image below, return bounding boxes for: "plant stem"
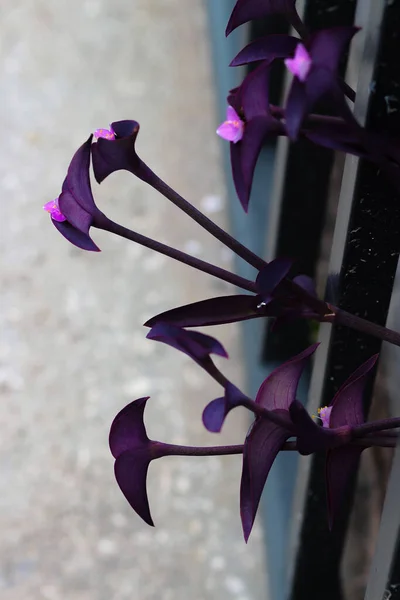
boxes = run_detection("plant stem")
[97,216,257,293]
[353,417,400,438]
[161,436,396,458]
[139,163,266,271]
[329,308,400,347]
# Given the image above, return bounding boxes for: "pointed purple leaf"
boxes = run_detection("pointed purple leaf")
[58,190,93,234]
[308,27,359,71]
[145,295,260,328]
[232,117,279,212]
[226,0,300,36]
[92,119,142,183]
[241,62,273,119]
[146,324,228,370]
[52,219,100,252]
[292,274,317,297]
[109,397,150,459]
[255,344,319,410]
[231,34,299,66]
[114,450,154,527]
[255,257,293,300]
[326,446,362,529]
[202,383,249,433]
[61,135,96,214]
[240,415,291,541]
[110,398,155,526]
[329,355,378,428]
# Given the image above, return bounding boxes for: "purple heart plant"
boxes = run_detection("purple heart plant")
[44,0,400,540]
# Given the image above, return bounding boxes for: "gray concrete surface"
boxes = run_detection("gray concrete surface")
[0,1,268,599]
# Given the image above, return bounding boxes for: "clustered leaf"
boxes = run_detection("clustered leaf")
[44,0,400,544]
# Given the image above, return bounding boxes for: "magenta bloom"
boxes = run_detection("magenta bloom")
[216,106,244,143]
[43,198,66,222]
[284,43,312,82]
[318,405,333,428]
[94,127,115,141]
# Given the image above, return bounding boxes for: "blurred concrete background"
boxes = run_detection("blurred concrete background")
[0,1,267,599]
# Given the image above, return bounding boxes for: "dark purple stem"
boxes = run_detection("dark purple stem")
[139,163,266,271]
[328,308,400,348]
[353,417,400,438]
[96,216,257,293]
[160,436,395,458]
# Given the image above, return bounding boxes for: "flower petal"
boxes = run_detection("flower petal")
[240,416,291,541]
[202,383,249,433]
[109,397,150,459]
[329,355,378,428]
[145,295,261,328]
[230,34,299,66]
[114,449,154,526]
[52,219,100,252]
[255,344,319,410]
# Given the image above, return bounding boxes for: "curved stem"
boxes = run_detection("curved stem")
[97,216,257,293]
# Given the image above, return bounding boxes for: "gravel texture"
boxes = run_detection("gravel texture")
[0,1,267,599]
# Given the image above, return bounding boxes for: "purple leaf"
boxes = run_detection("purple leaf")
[91,119,142,183]
[255,257,293,300]
[229,62,284,211]
[146,324,228,370]
[114,450,154,527]
[60,135,96,214]
[52,220,100,252]
[109,398,155,526]
[202,383,249,433]
[285,27,359,140]
[232,118,278,212]
[231,34,299,66]
[49,136,101,251]
[326,446,362,530]
[109,397,150,459]
[240,416,291,541]
[292,274,317,297]
[226,0,301,36]
[308,27,359,71]
[329,354,378,428]
[145,295,261,328]
[255,344,319,410]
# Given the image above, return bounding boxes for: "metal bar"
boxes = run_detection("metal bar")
[365,444,400,600]
[288,0,400,597]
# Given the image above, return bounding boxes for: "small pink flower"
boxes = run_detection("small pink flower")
[318,405,332,428]
[216,106,244,144]
[94,127,115,141]
[284,44,312,82]
[43,198,66,222]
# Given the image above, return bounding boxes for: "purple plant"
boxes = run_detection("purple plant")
[45,0,400,542]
